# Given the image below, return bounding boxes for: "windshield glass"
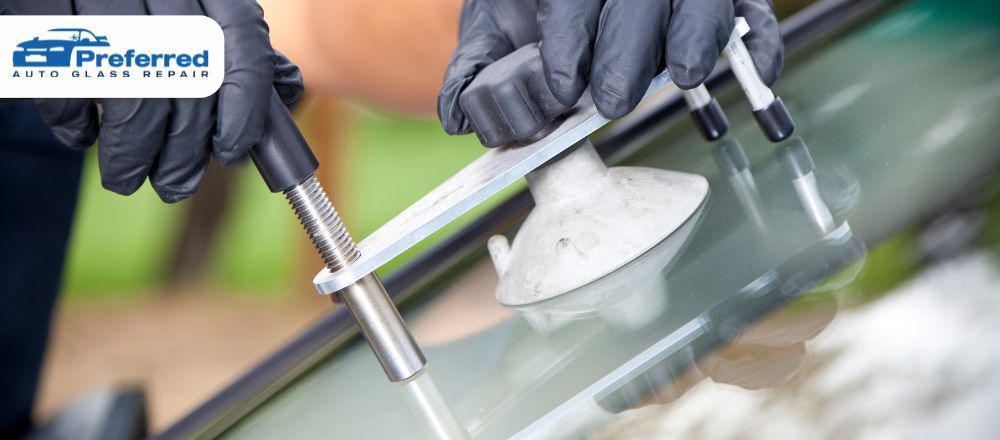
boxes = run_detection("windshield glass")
[218,0,1000,438]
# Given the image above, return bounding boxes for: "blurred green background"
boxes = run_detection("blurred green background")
[61,108,525,300]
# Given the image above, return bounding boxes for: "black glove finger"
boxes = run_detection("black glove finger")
[96,99,170,195]
[2,0,74,14]
[735,0,783,86]
[141,0,213,202]
[145,0,204,15]
[438,1,518,136]
[273,50,305,108]
[199,0,274,165]
[73,0,146,14]
[34,99,99,149]
[537,0,602,105]
[591,0,669,119]
[148,98,214,203]
[666,0,734,89]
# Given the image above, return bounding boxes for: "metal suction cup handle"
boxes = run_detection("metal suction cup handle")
[249,89,426,383]
[459,43,573,148]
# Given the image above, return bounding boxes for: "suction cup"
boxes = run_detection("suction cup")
[513,213,704,333]
[488,140,710,307]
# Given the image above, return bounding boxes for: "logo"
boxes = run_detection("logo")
[13,28,110,67]
[0,16,224,98]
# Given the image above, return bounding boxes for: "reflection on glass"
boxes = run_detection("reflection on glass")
[396,370,469,440]
[781,139,838,234]
[715,140,767,231]
[462,137,870,439]
[591,137,864,420]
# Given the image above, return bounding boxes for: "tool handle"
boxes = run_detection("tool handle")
[249,90,427,383]
[250,89,320,193]
[724,35,795,142]
[777,138,814,178]
[459,43,573,148]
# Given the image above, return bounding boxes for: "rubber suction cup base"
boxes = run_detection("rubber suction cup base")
[488,141,710,306]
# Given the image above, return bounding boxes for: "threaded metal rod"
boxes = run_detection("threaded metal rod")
[282,174,425,382]
[284,175,361,271]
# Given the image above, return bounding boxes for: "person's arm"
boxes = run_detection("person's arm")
[261,0,462,115]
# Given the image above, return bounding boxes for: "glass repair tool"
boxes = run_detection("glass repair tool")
[255,17,793,384]
[252,90,425,383]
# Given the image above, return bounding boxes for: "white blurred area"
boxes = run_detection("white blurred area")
[598,251,1000,439]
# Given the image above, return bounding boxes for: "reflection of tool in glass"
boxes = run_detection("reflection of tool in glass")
[776,138,867,291]
[251,90,424,383]
[395,370,469,439]
[714,139,767,230]
[777,139,837,234]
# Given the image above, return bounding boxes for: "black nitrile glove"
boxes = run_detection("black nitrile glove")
[437,0,538,139]
[1,0,304,203]
[439,0,783,147]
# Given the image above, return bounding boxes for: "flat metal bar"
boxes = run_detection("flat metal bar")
[313,71,675,294]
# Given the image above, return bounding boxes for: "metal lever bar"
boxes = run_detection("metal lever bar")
[312,16,792,296]
[249,89,426,382]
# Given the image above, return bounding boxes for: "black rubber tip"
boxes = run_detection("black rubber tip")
[752,97,795,142]
[689,99,729,141]
[251,89,319,193]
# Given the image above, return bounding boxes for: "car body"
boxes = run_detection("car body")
[13,28,109,67]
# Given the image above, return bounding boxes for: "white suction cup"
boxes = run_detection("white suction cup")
[488,140,710,306]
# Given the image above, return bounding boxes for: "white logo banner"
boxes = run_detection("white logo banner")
[0,16,224,98]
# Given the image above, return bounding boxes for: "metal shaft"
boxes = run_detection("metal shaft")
[724,38,776,111]
[285,175,426,382]
[285,176,361,271]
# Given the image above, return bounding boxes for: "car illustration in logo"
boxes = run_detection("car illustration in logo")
[13,28,109,67]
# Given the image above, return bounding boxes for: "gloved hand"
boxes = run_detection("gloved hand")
[439,0,783,145]
[1,0,304,203]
